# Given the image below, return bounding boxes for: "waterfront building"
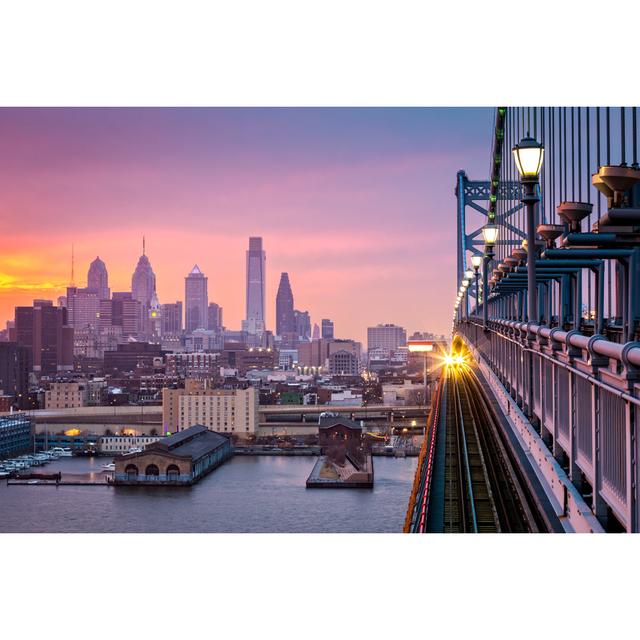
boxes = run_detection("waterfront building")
[99,434,161,454]
[185,265,208,332]
[208,302,223,332]
[131,241,157,338]
[0,413,32,459]
[177,387,259,436]
[45,382,86,409]
[243,237,266,336]
[367,323,407,356]
[0,342,29,408]
[321,318,334,339]
[87,256,110,300]
[276,272,295,336]
[14,300,74,376]
[113,424,233,485]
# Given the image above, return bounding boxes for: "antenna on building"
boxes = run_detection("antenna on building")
[70,243,76,286]
[143,235,146,256]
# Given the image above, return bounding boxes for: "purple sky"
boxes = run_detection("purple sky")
[0,107,494,341]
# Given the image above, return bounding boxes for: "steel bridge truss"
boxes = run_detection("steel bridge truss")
[455,170,524,301]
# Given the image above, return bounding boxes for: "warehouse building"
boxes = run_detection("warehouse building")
[113,424,232,485]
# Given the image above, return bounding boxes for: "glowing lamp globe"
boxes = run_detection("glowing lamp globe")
[512,136,544,178]
[471,255,482,269]
[482,224,499,245]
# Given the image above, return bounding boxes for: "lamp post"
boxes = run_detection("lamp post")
[471,256,482,316]
[481,223,498,330]
[512,135,544,324]
[464,269,474,318]
[408,340,434,409]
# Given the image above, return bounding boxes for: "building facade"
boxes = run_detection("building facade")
[0,342,29,408]
[131,246,157,339]
[367,324,407,355]
[0,414,32,459]
[45,382,86,409]
[275,272,295,337]
[207,302,223,332]
[178,387,259,436]
[99,434,161,454]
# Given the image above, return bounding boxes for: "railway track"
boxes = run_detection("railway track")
[405,355,548,533]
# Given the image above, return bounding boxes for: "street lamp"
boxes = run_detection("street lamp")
[513,135,544,324]
[408,340,434,409]
[481,223,499,330]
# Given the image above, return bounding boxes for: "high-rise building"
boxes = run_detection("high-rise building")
[0,342,29,408]
[367,324,407,354]
[14,300,73,376]
[243,236,266,335]
[321,318,334,339]
[66,286,100,330]
[208,302,223,332]
[275,272,296,337]
[312,323,320,340]
[294,310,311,341]
[101,292,142,338]
[87,256,110,300]
[185,265,208,333]
[162,302,183,335]
[131,240,156,338]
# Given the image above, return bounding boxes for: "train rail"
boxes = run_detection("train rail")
[405,354,549,533]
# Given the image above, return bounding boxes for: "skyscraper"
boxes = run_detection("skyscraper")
[321,318,334,339]
[14,300,73,375]
[276,272,296,337]
[208,302,223,332]
[162,302,183,335]
[131,239,157,338]
[87,256,110,300]
[294,309,311,341]
[66,286,100,329]
[185,265,208,333]
[243,237,266,335]
[367,323,407,354]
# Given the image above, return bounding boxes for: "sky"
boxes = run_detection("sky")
[0,107,493,343]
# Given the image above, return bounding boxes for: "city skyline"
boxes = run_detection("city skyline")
[0,108,493,343]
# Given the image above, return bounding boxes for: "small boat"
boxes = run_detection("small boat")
[0,470,11,478]
[51,447,73,457]
[101,463,115,472]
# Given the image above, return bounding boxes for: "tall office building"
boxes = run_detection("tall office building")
[14,300,73,375]
[66,286,100,329]
[87,256,110,300]
[367,323,407,354]
[275,272,296,337]
[208,302,223,332]
[0,342,29,407]
[162,302,183,335]
[294,309,311,341]
[185,265,208,332]
[131,240,157,338]
[321,318,334,339]
[101,292,141,338]
[243,237,266,335]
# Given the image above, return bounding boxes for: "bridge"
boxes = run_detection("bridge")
[406,107,640,533]
[21,403,428,437]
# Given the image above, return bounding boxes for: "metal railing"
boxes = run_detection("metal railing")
[458,318,639,532]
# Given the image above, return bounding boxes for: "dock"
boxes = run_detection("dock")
[306,454,374,489]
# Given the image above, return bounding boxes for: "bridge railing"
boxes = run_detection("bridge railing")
[458,317,639,532]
